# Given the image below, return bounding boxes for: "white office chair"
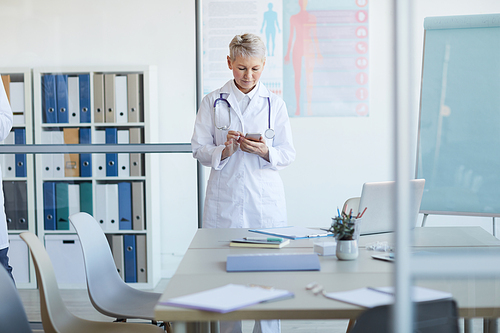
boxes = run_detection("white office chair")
[342,197,360,216]
[68,212,170,331]
[0,265,33,333]
[20,231,163,333]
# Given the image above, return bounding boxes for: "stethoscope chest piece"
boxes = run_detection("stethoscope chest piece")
[265,128,275,139]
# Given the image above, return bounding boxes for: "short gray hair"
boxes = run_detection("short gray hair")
[229,33,266,61]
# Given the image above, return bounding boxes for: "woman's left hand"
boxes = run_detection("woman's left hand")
[239,136,270,162]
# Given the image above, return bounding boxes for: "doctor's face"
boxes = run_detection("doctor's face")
[227,55,265,94]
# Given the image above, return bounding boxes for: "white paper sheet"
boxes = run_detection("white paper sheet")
[324,286,452,308]
[161,283,294,313]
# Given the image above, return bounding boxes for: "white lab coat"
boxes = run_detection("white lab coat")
[0,80,14,249]
[192,80,295,229]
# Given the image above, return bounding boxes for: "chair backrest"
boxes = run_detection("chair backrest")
[20,232,79,333]
[342,197,360,216]
[349,299,459,333]
[68,213,128,308]
[0,265,32,333]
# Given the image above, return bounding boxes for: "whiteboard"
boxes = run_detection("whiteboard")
[417,14,500,216]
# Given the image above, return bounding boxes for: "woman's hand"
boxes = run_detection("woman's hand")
[239,135,270,162]
[221,130,242,160]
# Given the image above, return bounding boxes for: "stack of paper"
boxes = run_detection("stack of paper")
[324,286,452,308]
[160,284,294,313]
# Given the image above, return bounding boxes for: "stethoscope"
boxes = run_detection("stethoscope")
[213,93,275,139]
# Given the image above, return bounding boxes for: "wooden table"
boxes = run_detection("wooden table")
[155,227,500,333]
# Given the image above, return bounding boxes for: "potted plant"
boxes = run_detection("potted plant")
[329,211,360,260]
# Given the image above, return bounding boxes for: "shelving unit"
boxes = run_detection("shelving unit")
[0,67,36,288]
[32,66,160,289]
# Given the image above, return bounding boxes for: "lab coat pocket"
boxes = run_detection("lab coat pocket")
[261,180,287,225]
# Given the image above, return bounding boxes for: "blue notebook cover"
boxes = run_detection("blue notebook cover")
[78,74,91,123]
[42,74,57,123]
[118,182,132,230]
[123,234,137,283]
[105,127,118,176]
[226,253,320,272]
[43,182,56,230]
[79,127,92,177]
[56,74,69,123]
[14,128,26,177]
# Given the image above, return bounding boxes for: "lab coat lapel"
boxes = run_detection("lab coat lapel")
[244,83,270,118]
[225,89,245,132]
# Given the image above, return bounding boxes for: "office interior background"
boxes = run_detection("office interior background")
[1,0,500,279]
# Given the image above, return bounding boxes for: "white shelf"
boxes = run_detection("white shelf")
[32,66,160,289]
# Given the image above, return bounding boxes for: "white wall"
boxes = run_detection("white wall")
[2,0,500,280]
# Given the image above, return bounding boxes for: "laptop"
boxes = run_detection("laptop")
[357,179,425,235]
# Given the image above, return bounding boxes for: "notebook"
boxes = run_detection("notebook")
[357,179,425,235]
[226,253,321,272]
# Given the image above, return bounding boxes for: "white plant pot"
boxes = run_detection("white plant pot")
[336,240,359,260]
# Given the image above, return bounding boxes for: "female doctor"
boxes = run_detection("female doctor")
[191,34,295,333]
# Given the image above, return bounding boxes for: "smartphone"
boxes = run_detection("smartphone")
[245,133,261,141]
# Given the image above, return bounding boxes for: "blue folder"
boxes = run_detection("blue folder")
[43,182,56,230]
[78,74,91,123]
[14,128,26,177]
[105,128,118,176]
[55,74,69,123]
[123,235,137,283]
[118,182,132,230]
[42,74,57,123]
[79,127,92,177]
[226,253,321,272]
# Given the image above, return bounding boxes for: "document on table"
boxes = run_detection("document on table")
[324,286,452,308]
[160,284,294,313]
[249,226,334,239]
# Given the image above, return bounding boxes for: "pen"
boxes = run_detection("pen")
[367,287,394,296]
[244,237,284,242]
[357,207,367,218]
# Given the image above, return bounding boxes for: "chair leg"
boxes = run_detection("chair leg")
[210,321,220,333]
[155,321,173,333]
[346,319,356,332]
[464,318,473,333]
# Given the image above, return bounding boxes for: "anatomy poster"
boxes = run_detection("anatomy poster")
[202,0,369,117]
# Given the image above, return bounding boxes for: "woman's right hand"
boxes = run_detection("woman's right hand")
[222,130,243,160]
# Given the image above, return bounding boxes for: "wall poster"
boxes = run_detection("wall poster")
[202,0,369,117]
